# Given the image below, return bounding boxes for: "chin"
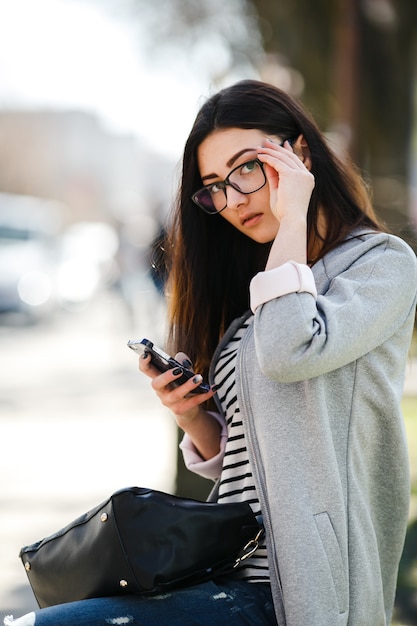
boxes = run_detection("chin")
[244,227,278,244]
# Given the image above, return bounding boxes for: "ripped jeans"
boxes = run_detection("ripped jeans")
[4,579,278,626]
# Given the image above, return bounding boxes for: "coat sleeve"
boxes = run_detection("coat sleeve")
[251,233,417,383]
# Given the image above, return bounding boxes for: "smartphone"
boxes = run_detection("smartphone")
[127,338,210,394]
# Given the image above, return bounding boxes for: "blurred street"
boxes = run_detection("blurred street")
[0,281,176,619]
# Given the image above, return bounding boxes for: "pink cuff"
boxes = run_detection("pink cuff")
[179,411,227,481]
[250,261,317,313]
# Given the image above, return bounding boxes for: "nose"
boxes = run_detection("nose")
[224,184,248,210]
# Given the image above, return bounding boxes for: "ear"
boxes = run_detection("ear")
[292,134,312,171]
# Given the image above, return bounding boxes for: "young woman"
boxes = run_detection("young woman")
[6,80,417,626]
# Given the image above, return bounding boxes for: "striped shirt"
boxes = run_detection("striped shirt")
[214,316,270,583]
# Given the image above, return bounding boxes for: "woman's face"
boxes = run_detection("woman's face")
[197,128,281,243]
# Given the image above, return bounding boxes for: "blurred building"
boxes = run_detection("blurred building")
[0,109,174,224]
[0,109,175,320]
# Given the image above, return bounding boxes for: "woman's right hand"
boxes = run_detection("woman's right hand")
[138,352,221,459]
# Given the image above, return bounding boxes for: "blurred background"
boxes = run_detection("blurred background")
[0,0,416,622]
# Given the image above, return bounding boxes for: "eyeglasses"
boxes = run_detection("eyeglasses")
[192,137,296,215]
[192,158,267,215]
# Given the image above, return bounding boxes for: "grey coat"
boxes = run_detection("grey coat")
[209,231,417,625]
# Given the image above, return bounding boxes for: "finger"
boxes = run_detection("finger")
[138,352,178,384]
[258,146,306,171]
[152,369,206,398]
[173,388,216,414]
[259,138,308,166]
[262,162,280,191]
[138,351,154,375]
[264,137,293,150]
[151,365,185,392]
[175,352,194,369]
[153,371,216,413]
[264,137,299,154]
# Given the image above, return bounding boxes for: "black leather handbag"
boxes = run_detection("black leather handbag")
[19,486,263,608]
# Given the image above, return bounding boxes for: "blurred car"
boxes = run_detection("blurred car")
[0,192,121,321]
[56,221,119,310]
[0,193,63,320]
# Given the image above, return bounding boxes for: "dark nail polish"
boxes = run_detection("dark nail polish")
[182,358,193,369]
[172,367,183,376]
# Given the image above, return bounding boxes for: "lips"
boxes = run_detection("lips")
[241,212,263,226]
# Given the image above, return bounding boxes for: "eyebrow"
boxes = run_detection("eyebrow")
[200,148,256,182]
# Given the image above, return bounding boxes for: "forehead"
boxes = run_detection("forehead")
[197,128,267,175]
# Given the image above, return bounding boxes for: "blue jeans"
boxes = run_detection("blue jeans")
[4,579,278,626]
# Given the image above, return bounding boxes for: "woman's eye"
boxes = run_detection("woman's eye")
[240,160,257,175]
[209,183,222,195]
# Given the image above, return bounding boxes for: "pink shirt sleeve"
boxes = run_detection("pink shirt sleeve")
[250,261,317,313]
[179,411,227,480]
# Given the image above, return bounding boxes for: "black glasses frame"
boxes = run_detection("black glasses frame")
[192,158,267,215]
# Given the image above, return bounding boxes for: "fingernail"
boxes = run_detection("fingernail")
[172,367,183,376]
[142,351,150,359]
[211,384,219,392]
[182,358,193,369]
[192,374,203,384]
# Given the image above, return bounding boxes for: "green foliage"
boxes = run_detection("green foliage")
[395,396,417,624]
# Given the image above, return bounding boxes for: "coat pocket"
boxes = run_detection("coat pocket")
[314,512,348,614]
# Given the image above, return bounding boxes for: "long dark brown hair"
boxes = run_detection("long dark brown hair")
[162,79,386,380]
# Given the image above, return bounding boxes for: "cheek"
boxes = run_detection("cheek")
[260,183,272,204]
[219,210,240,229]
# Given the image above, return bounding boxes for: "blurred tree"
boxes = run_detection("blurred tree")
[251,0,417,246]
[97,0,263,85]
[395,517,417,625]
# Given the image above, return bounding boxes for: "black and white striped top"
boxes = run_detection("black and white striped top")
[214,316,270,583]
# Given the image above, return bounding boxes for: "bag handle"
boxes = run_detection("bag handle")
[233,527,265,569]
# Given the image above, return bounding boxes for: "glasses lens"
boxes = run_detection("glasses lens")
[228,160,265,193]
[193,188,222,214]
